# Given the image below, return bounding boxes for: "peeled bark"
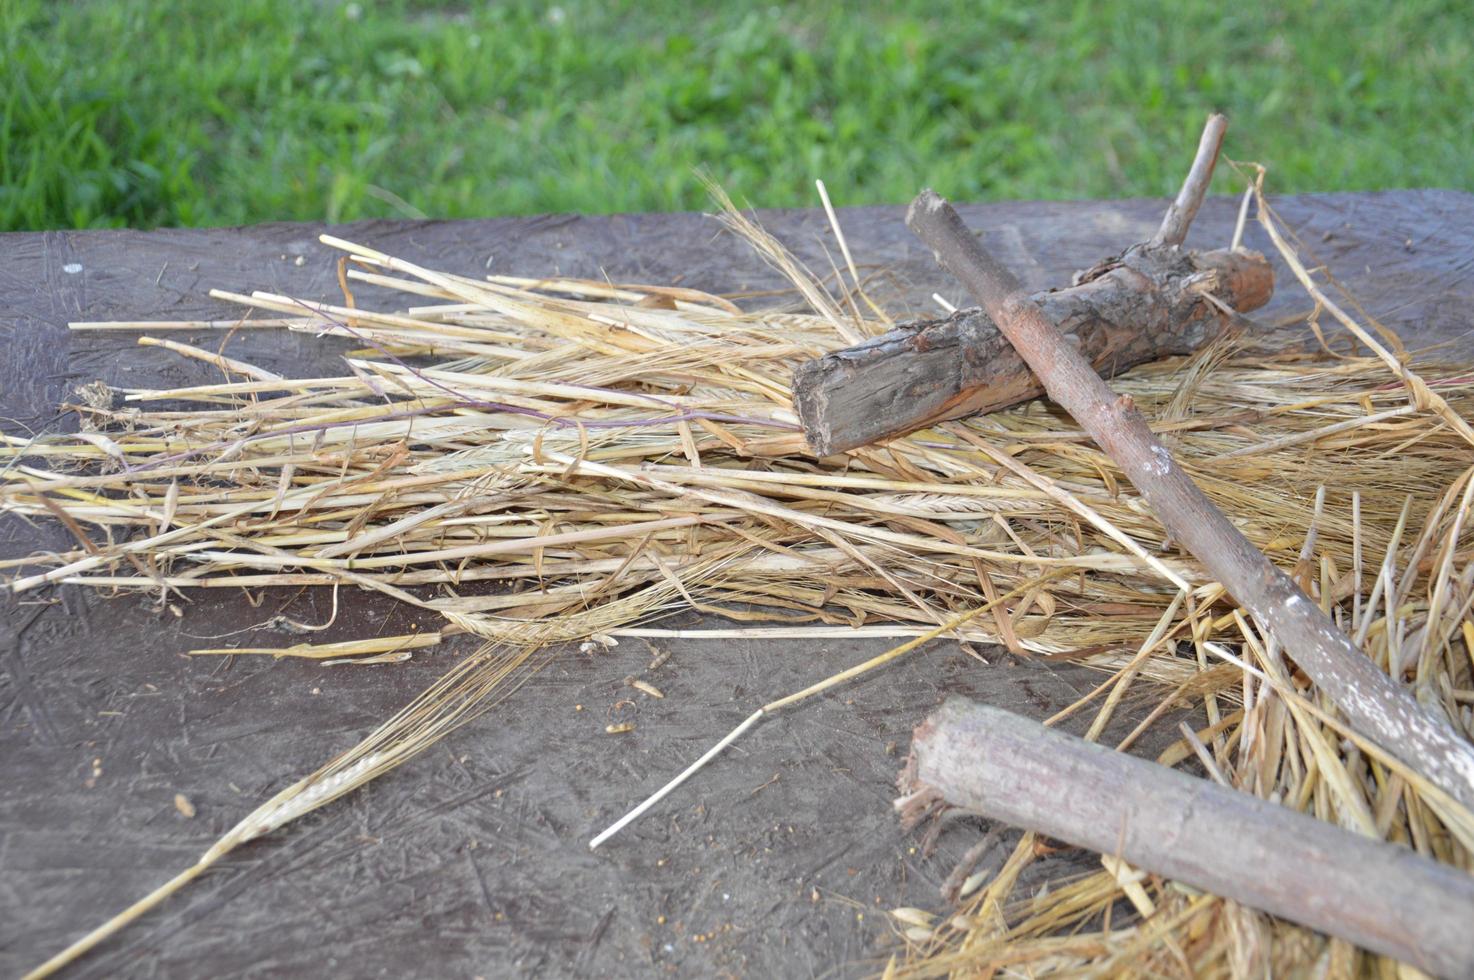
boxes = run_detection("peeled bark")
[900,698,1474,978]
[793,245,1272,456]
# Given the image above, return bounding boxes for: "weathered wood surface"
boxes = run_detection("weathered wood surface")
[900,698,1474,977]
[793,245,1271,456]
[2,191,1473,977]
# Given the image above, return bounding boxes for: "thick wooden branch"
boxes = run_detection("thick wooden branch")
[793,245,1271,456]
[899,698,1474,977]
[905,187,1474,811]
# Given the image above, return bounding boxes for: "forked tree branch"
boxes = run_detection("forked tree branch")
[793,245,1270,456]
[794,113,1260,457]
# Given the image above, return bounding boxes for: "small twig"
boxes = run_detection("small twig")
[1151,113,1228,248]
[794,156,1273,455]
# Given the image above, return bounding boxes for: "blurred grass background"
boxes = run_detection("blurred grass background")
[3,0,1470,231]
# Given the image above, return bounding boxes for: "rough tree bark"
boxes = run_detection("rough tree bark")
[793,246,1271,456]
[903,116,1474,811]
[899,698,1474,978]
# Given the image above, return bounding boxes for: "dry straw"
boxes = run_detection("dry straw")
[6,175,1473,977]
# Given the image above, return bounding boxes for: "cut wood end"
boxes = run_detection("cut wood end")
[791,357,836,456]
[1196,248,1274,312]
[906,189,946,229]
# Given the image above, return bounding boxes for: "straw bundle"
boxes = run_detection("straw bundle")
[6,185,1474,977]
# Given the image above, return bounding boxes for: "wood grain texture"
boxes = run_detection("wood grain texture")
[901,698,1474,978]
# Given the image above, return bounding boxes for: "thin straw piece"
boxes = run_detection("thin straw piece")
[589,576,1049,849]
[588,709,763,850]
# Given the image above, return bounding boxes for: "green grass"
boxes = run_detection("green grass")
[3,0,1471,231]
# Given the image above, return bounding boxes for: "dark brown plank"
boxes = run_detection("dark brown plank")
[0,191,1471,978]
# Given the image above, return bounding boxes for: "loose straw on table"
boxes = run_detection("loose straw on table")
[589,574,1051,849]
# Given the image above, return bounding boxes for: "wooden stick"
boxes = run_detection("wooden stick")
[1151,112,1228,247]
[900,698,1474,977]
[904,172,1474,809]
